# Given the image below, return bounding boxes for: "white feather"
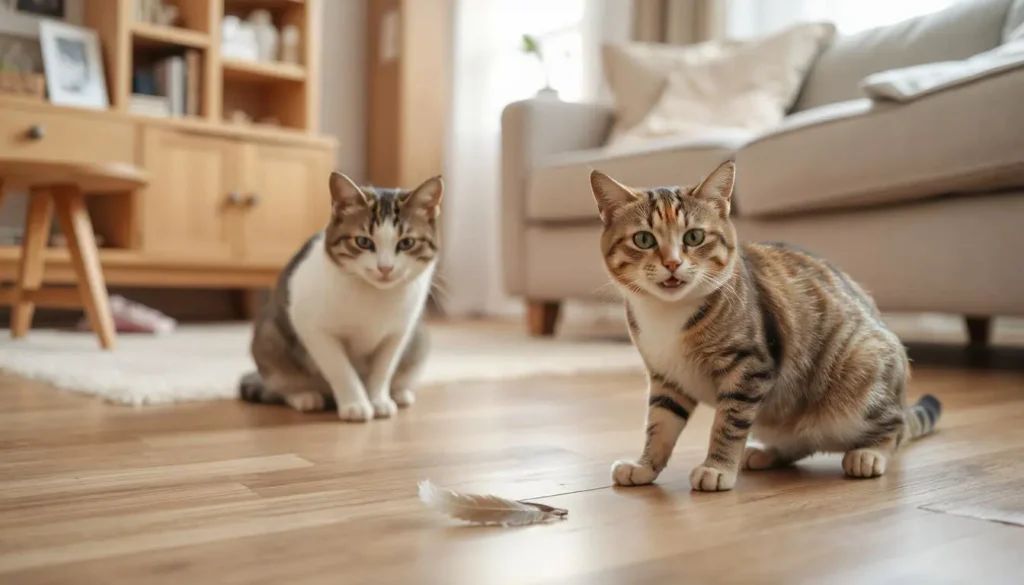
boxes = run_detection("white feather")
[417,480,568,526]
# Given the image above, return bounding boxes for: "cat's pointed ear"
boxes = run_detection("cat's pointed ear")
[403,175,444,219]
[329,172,369,214]
[691,160,735,218]
[692,160,736,201]
[591,170,638,226]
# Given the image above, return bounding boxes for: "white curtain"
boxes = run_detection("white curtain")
[441,0,630,317]
[725,0,957,39]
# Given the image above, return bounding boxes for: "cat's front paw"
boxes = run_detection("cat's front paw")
[285,391,326,412]
[611,460,659,486]
[842,448,887,478]
[391,389,416,408]
[689,464,737,492]
[336,400,374,423]
[371,396,398,419]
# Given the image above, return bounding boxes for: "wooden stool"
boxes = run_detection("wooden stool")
[0,159,147,350]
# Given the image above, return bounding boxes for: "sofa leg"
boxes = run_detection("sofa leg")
[527,301,561,337]
[964,315,991,348]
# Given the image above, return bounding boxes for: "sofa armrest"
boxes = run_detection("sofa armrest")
[501,99,614,296]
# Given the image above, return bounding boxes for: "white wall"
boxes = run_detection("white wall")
[319,0,367,181]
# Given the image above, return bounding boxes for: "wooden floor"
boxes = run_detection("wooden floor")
[1,345,1023,584]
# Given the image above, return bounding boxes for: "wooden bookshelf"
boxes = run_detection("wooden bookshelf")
[83,0,319,132]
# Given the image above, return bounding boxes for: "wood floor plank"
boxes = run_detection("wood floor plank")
[0,345,1022,584]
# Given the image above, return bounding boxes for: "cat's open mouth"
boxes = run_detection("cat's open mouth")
[658,277,685,289]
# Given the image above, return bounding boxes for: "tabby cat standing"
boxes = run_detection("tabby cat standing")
[240,172,442,422]
[591,160,940,491]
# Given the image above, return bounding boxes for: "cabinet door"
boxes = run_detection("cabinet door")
[240,143,331,265]
[141,128,240,261]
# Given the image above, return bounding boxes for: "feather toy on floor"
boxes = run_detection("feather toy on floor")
[417,480,568,526]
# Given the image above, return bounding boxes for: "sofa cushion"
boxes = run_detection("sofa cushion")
[793,0,1013,111]
[736,62,1024,217]
[527,131,749,222]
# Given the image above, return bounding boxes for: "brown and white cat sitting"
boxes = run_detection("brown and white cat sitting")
[240,172,441,422]
[591,160,940,491]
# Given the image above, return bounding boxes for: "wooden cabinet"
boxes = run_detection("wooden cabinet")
[240,143,331,264]
[0,104,135,164]
[0,100,335,290]
[137,126,330,266]
[140,128,239,261]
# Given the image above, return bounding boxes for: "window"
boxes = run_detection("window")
[491,0,587,102]
[725,0,958,39]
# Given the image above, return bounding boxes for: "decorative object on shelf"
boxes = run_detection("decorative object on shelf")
[229,109,252,124]
[0,40,45,99]
[154,3,179,27]
[248,9,278,62]
[38,20,108,110]
[132,0,179,27]
[280,24,300,64]
[521,33,558,100]
[221,15,258,61]
[0,70,45,98]
[13,0,65,19]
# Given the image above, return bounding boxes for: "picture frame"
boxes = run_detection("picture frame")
[38,20,108,110]
[13,0,65,19]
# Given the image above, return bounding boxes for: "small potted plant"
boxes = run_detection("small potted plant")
[521,34,557,99]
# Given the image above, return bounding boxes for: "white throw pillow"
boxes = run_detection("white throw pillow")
[606,22,835,148]
[601,38,746,142]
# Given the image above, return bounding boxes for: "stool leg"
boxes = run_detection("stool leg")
[54,187,116,350]
[12,188,54,339]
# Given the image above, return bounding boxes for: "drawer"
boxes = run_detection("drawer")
[0,106,135,164]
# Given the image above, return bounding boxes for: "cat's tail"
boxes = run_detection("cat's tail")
[239,371,283,405]
[904,394,942,440]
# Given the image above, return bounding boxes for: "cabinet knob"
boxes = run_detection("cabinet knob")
[244,193,261,207]
[26,125,45,140]
[226,191,242,205]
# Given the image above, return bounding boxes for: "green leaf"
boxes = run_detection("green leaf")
[521,34,540,55]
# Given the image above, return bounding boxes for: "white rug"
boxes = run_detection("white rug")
[0,323,644,406]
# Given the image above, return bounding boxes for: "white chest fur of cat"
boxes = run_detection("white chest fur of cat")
[289,233,432,360]
[629,296,719,405]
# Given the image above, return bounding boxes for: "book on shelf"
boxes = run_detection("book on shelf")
[129,93,171,117]
[130,49,201,118]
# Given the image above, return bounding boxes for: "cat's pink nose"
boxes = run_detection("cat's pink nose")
[378,265,393,277]
[663,260,680,272]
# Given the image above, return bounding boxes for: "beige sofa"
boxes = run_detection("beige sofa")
[501,0,1024,342]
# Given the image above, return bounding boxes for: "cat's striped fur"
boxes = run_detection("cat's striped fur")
[592,161,940,491]
[240,173,440,421]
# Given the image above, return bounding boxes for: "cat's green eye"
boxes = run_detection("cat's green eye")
[683,228,705,247]
[397,237,416,251]
[355,236,375,251]
[632,231,657,249]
